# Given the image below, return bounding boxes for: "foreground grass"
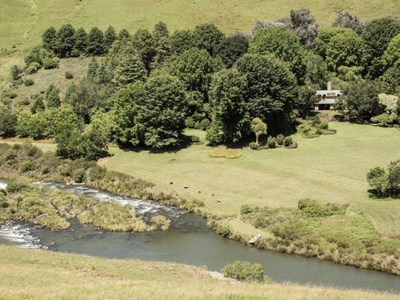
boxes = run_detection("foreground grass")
[0,245,398,300]
[100,124,400,238]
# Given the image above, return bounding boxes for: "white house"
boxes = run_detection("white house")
[315,82,341,110]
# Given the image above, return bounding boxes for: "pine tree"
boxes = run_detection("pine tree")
[72,27,88,56]
[112,49,147,88]
[31,97,46,114]
[46,85,61,109]
[104,26,117,52]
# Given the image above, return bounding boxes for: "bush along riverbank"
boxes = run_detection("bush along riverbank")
[0,142,211,230]
[208,199,400,275]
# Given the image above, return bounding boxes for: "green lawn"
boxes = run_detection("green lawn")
[100,123,400,238]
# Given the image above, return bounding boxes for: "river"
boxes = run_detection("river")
[1,179,400,293]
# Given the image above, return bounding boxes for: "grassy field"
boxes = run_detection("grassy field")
[98,123,400,238]
[0,245,399,300]
[1,0,400,85]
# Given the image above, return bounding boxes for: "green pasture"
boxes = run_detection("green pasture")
[1,0,400,83]
[100,123,400,237]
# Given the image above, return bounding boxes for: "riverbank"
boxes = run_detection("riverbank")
[0,244,398,300]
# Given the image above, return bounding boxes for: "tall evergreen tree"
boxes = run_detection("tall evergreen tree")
[87,27,105,55]
[112,48,147,88]
[46,85,61,109]
[42,26,58,53]
[132,29,156,74]
[57,24,76,58]
[72,27,88,56]
[104,25,117,52]
[31,97,46,114]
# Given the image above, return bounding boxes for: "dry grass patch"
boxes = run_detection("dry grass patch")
[210,148,242,159]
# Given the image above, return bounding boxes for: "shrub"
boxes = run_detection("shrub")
[191,135,201,143]
[65,71,74,79]
[43,58,59,69]
[283,136,293,147]
[5,150,16,164]
[267,136,276,148]
[276,134,285,145]
[319,122,329,130]
[185,117,195,128]
[20,160,35,173]
[289,141,298,149]
[249,142,259,150]
[73,168,86,183]
[58,163,73,177]
[6,182,25,193]
[311,116,321,126]
[222,260,265,282]
[298,198,332,217]
[24,79,35,86]
[199,118,211,130]
[26,62,41,74]
[240,204,253,215]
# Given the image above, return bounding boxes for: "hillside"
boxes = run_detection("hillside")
[0,245,399,299]
[1,0,399,51]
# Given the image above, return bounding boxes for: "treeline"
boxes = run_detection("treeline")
[2,8,400,158]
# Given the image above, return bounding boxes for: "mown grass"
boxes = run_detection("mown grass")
[0,245,399,300]
[100,123,400,238]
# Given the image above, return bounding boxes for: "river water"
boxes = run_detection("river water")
[1,179,400,293]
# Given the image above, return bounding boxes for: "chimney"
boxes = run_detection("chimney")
[327,81,332,91]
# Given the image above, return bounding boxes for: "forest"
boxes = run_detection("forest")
[1,8,400,160]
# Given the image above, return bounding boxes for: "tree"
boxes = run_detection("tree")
[11,65,20,81]
[193,23,225,57]
[207,69,249,144]
[31,97,46,114]
[315,28,348,59]
[153,21,169,45]
[57,24,76,58]
[325,30,367,73]
[138,74,187,148]
[214,34,249,68]
[0,108,17,137]
[251,118,267,145]
[168,30,195,55]
[112,48,147,88]
[381,62,400,94]
[87,57,99,78]
[104,25,117,52]
[86,27,105,56]
[132,29,156,74]
[42,26,58,53]
[118,28,130,40]
[367,160,400,197]
[304,54,328,89]
[171,47,218,114]
[361,18,400,78]
[235,54,298,133]
[72,27,88,56]
[46,85,61,109]
[248,26,306,84]
[67,78,110,123]
[16,110,32,138]
[289,8,318,47]
[337,81,382,121]
[332,10,363,34]
[112,82,145,146]
[381,34,400,71]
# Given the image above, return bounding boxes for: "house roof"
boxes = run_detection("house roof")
[316,90,341,97]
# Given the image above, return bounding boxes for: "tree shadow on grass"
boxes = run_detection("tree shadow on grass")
[116,134,198,154]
